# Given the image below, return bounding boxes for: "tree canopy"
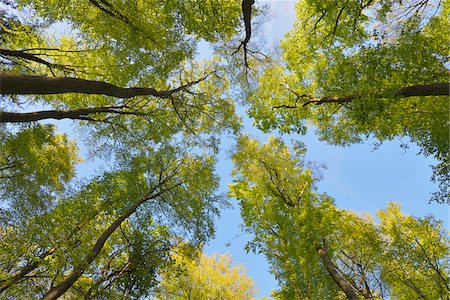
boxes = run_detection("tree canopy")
[230,136,449,299]
[248,0,449,203]
[0,0,448,299]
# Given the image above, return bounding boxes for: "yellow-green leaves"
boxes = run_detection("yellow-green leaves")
[230,136,340,298]
[156,250,257,300]
[377,203,450,299]
[0,125,79,213]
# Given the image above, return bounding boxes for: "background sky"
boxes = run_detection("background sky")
[202,1,449,298]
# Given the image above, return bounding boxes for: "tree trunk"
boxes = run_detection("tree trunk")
[41,181,182,300]
[0,74,169,98]
[41,199,145,300]
[0,107,138,123]
[317,246,359,299]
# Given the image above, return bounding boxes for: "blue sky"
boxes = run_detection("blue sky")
[203,1,449,298]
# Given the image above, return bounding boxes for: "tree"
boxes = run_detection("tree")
[1,141,228,299]
[155,249,257,299]
[229,136,450,299]
[0,0,244,298]
[247,0,449,203]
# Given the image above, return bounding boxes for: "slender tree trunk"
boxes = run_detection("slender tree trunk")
[0,248,56,293]
[0,106,140,123]
[317,246,359,299]
[41,181,182,300]
[303,83,449,106]
[41,199,144,300]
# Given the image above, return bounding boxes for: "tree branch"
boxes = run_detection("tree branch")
[1,49,61,75]
[0,248,56,293]
[0,106,145,123]
[317,246,359,299]
[41,175,186,299]
[233,0,255,68]
[272,83,450,109]
[0,73,210,99]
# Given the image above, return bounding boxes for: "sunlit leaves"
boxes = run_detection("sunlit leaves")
[0,125,79,217]
[156,250,257,299]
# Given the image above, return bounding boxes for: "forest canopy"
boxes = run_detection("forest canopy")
[0,0,448,299]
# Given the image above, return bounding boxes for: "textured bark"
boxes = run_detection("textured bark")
[317,246,359,299]
[1,73,212,99]
[272,83,450,108]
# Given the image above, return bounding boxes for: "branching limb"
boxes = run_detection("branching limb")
[0,49,76,76]
[233,0,255,68]
[317,246,359,299]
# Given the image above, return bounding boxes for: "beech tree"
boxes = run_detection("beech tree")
[247,0,449,203]
[229,136,450,299]
[0,0,244,298]
[1,0,449,299]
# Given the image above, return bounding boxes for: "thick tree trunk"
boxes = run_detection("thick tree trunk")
[317,246,359,299]
[0,74,169,98]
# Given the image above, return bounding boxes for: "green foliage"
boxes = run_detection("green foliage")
[0,125,79,217]
[0,142,226,298]
[230,137,450,299]
[14,0,240,78]
[248,0,449,202]
[1,1,243,297]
